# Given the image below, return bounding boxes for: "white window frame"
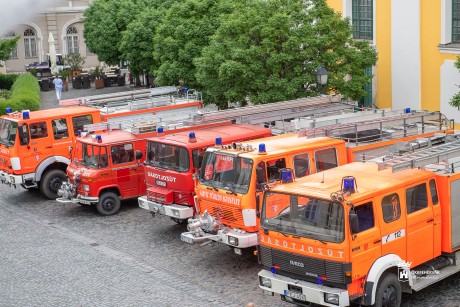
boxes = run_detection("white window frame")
[24,29,37,59]
[66,26,79,54]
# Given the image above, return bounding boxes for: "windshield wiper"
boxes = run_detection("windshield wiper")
[305,232,327,245]
[224,182,237,195]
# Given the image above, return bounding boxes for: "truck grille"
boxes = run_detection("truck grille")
[147,187,173,204]
[259,245,351,285]
[199,199,244,229]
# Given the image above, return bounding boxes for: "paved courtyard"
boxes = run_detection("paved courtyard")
[0,84,458,306]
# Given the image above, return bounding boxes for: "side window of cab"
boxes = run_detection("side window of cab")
[353,202,375,232]
[72,115,93,136]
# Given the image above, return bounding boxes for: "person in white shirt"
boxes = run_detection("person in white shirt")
[52,75,63,101]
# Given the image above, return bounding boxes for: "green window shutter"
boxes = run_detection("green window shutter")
[454,0,460,43]
[359,67,373,108]
[352,0,373,40]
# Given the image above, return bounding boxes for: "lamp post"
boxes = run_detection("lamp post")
[316,67,328,94]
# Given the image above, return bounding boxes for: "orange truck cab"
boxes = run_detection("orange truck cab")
[258,139,460,307]
[180,135,349,253]
[0,107,101,199]
[138,124,272,223]
[180,111,453,255]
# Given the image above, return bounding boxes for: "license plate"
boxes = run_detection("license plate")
[284,290,306,301]
[156,180,166,187]
[180,235,194,244]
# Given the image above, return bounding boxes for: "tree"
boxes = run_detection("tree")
[0,36,19,67]
[119,7,164,83]
[195,0,377,108]
[449,56,460,108]
[83,0,151,65]
[153,0,233,88]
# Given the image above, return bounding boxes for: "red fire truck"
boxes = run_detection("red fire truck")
[138,124,271,223]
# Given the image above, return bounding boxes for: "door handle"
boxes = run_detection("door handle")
[373,239,381,244]
[427,218,434,223]
[46,146,52,149]
[130,168,137,171]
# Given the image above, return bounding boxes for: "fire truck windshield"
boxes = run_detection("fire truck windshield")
[0,119,18,147]
[199,152,253,194]
[73,141,108,169]
[261,192,344,243]
[146,142,190,172]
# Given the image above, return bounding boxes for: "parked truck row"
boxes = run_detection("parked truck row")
[0,92,458,307]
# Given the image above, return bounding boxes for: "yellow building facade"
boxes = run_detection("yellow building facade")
[327,0,460,122]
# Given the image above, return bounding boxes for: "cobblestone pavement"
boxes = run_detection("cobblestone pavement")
[1,85,454,306]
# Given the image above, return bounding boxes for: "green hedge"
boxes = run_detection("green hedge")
[0,74,18,90]
[0,74,40,115]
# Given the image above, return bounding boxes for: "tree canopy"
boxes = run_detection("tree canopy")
[0,36,20,67]
[83,0,377,108]
[195,0,377,107]
[153,0,233,88]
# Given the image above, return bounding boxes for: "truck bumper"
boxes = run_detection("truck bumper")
[138,196,194,220]
[258,269,350,307]
[180,229,259,249]
[0,170,35,186]
[56,195,99,205]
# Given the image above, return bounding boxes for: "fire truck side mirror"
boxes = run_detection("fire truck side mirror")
[135,150,143,161]
[349,212,360,235]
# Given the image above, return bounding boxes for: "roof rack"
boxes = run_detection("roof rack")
[376,137,460,173]
[59,86,179,106]
[299,111,452,145]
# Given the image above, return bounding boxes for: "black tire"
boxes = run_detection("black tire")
[39,169,66,200]
[96,192,121,216]
[373,273,402,307]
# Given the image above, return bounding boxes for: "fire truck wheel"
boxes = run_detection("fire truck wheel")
[373,272,401,307]
[97,192,121,216]
[40,169,66,200]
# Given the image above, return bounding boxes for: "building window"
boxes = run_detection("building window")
[352,0,373,40]
[454,0,460,43]
[24,28,37,59]
[5,31,17,59]
[66,26,79,54]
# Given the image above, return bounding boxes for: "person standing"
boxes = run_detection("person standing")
[53,75,63,101]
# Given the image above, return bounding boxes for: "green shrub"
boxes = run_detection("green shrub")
[0,74,18,90]
[10,74,40,111]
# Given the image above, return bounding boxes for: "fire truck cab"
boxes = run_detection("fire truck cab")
[258,140,460,307]
[57,129,152,215]
[180,135,349,253]
[138,124,271,223]
[0,107,101,199]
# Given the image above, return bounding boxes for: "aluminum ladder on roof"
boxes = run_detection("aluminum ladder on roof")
[59,86,180,106]
[299,111,451,144]
[376,139,460,173]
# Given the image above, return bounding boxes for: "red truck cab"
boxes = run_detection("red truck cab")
[138,124,271,223]
[57,130,151,215]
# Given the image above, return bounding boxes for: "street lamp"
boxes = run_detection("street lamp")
[316,67,328,94]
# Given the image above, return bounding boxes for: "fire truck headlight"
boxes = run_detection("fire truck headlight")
[228,236,239,246]
[83,185,90,192]
[259,276,272,288]
[171,209,180,217]
[324,293,339,305]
